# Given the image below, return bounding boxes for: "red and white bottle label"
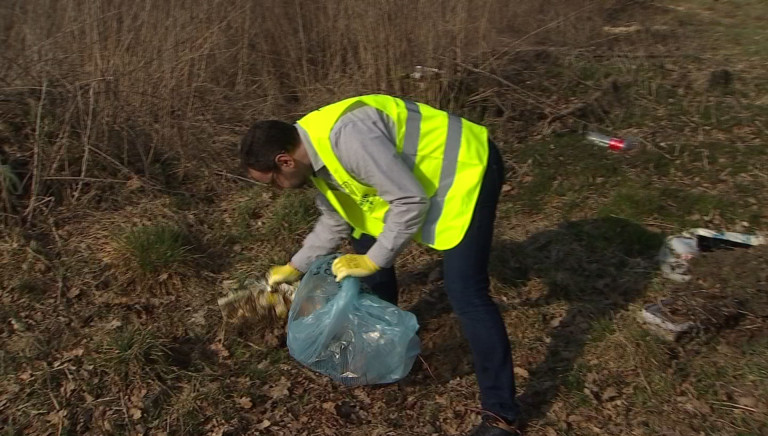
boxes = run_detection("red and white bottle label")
[608,138,626,151]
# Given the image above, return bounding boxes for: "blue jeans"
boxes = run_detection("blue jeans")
[352,142,519,423]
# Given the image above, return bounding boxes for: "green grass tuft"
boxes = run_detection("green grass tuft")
[510,134,627,212]
[0,162,21,215]
[119,224,192,273]
[598,185,736,228]
[0,163,20,193]
[261,189,318,238]
[589,318,617,343]
[102,327,170,381]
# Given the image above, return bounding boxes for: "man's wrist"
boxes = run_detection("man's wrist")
[365,244,395,269]
[287,261,305,274]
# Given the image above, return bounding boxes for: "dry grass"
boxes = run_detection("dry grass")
[0,0,609,222]
[2,0,768,435]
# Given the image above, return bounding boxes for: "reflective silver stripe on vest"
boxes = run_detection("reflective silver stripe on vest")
[420,114,463,245]
[401,100,422,170]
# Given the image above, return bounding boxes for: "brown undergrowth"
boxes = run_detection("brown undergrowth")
[2,0,768,435]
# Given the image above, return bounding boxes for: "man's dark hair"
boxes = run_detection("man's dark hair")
[239,120,300,172]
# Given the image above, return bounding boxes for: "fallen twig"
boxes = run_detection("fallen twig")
[215,170,262,185]
[709,401,760,413]
[42,176,131,183]
[418,355,437,381]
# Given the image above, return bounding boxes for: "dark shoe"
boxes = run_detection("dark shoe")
[466,416,521,435]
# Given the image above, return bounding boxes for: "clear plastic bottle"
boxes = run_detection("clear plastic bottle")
[585,132,637,151]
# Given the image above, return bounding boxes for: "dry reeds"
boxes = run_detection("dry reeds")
[1,0,608,223]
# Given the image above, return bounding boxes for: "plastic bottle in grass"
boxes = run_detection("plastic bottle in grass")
[586,131,637,151]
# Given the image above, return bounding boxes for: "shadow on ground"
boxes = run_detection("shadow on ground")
[401,216,663,402]
[404,276,475,383]
[490,217,664,424]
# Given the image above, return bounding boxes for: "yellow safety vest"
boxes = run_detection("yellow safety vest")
[296,95,488,250]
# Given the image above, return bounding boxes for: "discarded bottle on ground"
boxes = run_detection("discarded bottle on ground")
[586,131,637,151]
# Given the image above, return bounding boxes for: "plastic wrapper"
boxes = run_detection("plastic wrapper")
[287,255,420,386]
[218,279,295,323]
[659,228,766,282]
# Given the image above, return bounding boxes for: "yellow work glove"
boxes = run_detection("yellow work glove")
[267,264,303,287]
[331,254,380,282]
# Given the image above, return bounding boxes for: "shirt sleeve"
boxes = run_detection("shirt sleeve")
[290,193,351,272]
[330,107,429,268]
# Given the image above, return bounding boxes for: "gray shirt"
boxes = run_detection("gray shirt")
[290,105,429,271]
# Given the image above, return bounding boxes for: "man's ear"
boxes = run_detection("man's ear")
[274,153,294,168]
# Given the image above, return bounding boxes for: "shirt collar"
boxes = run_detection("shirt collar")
[295,123,325,173]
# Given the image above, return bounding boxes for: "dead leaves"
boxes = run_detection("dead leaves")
[236,396,253,409]
[543,427,558,436]
[334,400,366,424]
[600,386,620,402]
[736,396,759,409]
[45,409,68,428]
[514,366,530,379]
[267,376,291,400]
[209,341,230,360]
[255,419,271,430]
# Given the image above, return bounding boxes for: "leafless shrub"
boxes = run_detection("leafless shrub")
[1,0,610,223]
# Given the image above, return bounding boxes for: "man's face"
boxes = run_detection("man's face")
[248,154,309,189]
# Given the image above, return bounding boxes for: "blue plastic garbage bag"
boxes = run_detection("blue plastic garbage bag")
[286,255,420,386]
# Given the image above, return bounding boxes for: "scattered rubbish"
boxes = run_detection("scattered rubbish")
[409,65,443,80]
[287,255,420,386]
[659,228,766,282]
[644,228,767,341]
[218,278,296,326]
[639,300,696,341]
[585,131,637,151]
[658,235,700,282]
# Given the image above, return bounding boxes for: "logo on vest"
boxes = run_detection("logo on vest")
[357,193,375,212]
[341,181,359,197]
